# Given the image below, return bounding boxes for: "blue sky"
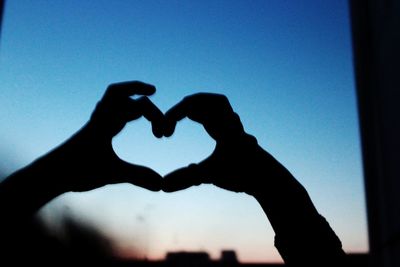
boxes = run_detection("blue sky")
[0,0,367,262]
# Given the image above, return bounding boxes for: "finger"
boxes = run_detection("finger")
[134,97,165,138]
[164,93,241,140]
[165,93,213,125]
[105,81,156,99]
[163,97,189,137]
[114,160,162,191]
[162,164,203,192]
[165,96,190,122]
[163,93,212,137]
[162,160,213,192]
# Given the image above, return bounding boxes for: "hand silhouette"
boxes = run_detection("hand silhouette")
[162,92,287,195]
[59,80,164,192]
[0,81,163,221]
[0,83,346,267]
[40,81,164,193]
[161,92,346,266]
[0,81,165,266]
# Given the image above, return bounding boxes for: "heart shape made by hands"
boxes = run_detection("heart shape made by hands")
[90,81,262,196]
[115,91,260,195]
[113,116,214,180]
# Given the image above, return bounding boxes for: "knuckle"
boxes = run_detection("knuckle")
[217,94,229,103]
[106,83,117,93]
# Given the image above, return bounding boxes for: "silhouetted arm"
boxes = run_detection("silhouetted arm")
[0,81,163,225]
[162,93,346,266]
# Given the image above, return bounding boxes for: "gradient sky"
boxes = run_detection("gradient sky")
[0,0,368,263]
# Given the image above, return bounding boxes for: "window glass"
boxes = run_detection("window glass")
[0,0,368,263]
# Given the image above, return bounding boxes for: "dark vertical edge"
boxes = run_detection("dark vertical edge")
[348,0,380,266]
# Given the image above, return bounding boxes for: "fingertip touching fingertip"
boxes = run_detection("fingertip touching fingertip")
[152,124,165,138]
[163,132,173,138]
[163,123,176,137]
[153,131,164,138]
[160,183,182,193]
[149,185,162,192]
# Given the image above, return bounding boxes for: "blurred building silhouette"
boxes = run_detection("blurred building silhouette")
[93,251,368,267]
[165,251,211,266]
[220,250,239,264]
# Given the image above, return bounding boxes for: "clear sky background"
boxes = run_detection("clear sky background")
[0,0,368,263]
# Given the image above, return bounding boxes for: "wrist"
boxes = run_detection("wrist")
[30,121,99,193]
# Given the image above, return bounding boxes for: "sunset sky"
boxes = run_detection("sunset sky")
[0,0,368,263]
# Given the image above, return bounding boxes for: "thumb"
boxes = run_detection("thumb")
[114,160,162,191]
[162,160,214,192]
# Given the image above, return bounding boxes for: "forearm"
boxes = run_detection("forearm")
[0,156,64,220]
[0,151,73,263]
[256,185,345,265]
[248,143,346,265]
[0,123,94,221]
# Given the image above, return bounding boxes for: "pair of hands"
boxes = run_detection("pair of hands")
[0,81,346,266]
[3,81,347,266]
[54,81,272,197]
